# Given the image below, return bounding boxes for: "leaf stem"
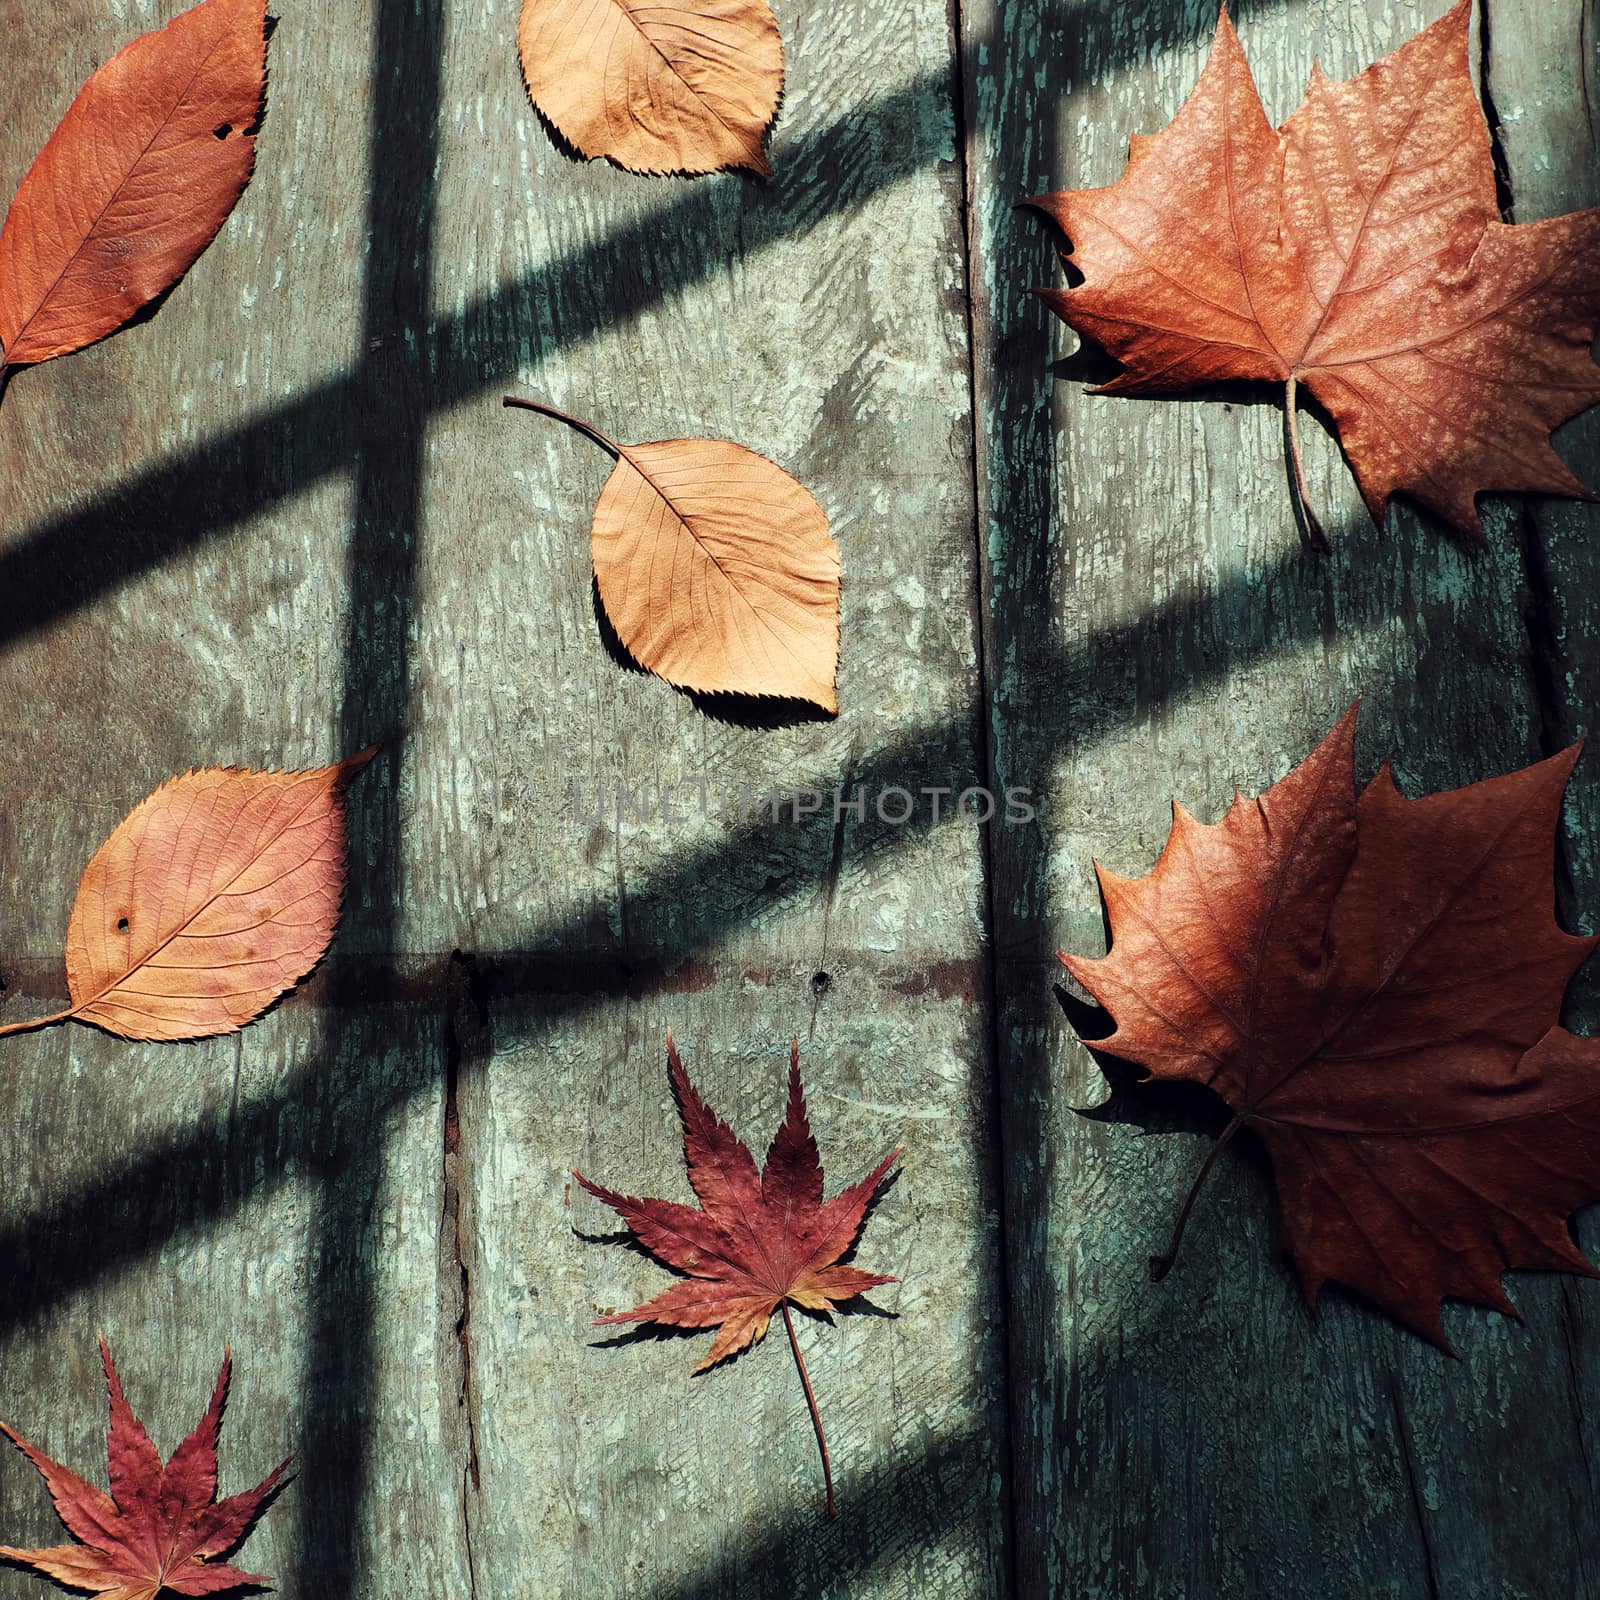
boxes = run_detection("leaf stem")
[0,1007,73,1040]
[501,395,621,459]
[781,1299,836,1518]
[1150,1113,1246,1282]
[1283,373,1329,553]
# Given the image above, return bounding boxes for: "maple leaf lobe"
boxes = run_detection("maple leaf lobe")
[1030,1,1600,540]
[1062,702,1600,1346]
[0,1341,290,1600]
[574,1033,898,1372]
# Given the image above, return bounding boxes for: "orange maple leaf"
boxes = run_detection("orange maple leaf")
[1031,2,1600,544]
[1061,704,1600,1348]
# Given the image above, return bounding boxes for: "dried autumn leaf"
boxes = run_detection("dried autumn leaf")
[0,0,269,401]
[0,1340,290,1599]
[1060,703,1600,1348]
[0,748,374,1044]
[574,1032,899,1513]
[1030,2,1600,544]
[505,396,840,711]
[517,0,782,176]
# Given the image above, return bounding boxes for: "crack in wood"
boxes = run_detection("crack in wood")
[1388,1373,1443,1600]
[443,949,487,1599]
[1477,0,1519,225]
[949,0,1022,1593]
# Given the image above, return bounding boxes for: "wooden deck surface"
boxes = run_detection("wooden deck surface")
[1,1,1596,1595]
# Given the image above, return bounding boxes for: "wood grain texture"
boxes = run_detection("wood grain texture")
[963,0,1600,1594]
[4,0,1597,1592]
[0,0,1005,1592]
[1483,0,1600,1567]
[0,0,473,1594]
[422,0,1006,1588]
[0,1009,474,1596]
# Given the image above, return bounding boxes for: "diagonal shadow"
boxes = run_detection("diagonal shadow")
[0,513,1395,1334]
[0,0,1302,660]
[965,2,1600,1596]
[0,2,1419,1594]
[0,71,952,654]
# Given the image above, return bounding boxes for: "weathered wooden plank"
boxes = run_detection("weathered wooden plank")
[2,0,1009,1596]
[1482,0,1600,1566]
[0,1010,474,1595]
[0,0,472,1594]
[964,0,1600,1594]
[420,0,1010,1590]
[462,983,1003,1598]
[18,0,1594,1589]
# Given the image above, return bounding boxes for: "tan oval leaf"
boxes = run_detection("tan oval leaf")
[53,748,375,1042]
[517,0,782,177]
[593,437,840,711]
[0,0,268,375]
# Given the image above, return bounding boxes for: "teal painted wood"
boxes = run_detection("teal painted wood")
[0,1,477,1592]
[0,0,1008,1595]
[1485,0,1600,1572]
[964,0,1600,1595]
[468,989,1005,1598]
[419,0,1010,1590]
[0,1010,475,1594]
[3,0,1599,1594]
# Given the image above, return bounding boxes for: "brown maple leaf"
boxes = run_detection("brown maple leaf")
[0,749,374,1045]
[0,0,269,407]
[0,1340,290,1599]
[1060,703,1600,1348]
[574,1032,899,1514]
[504,397,841,712]
[1030,2,1600,545]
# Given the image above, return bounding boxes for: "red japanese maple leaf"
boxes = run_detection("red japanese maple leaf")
[574,1032,900,1514]
[0,1341,291,1598]
[1030,2,1600,545]
[1060,703,1600,1347]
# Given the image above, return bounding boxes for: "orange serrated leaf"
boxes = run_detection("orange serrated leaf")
[505,397,841,711]
[574,1032,899,1513]
[1060,703,1600,1348]
[0,1341,290,1599]
[1029,2,1600,542]
[517,0,782,176]
[0,748,374,1044]
[0,0,269,392]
